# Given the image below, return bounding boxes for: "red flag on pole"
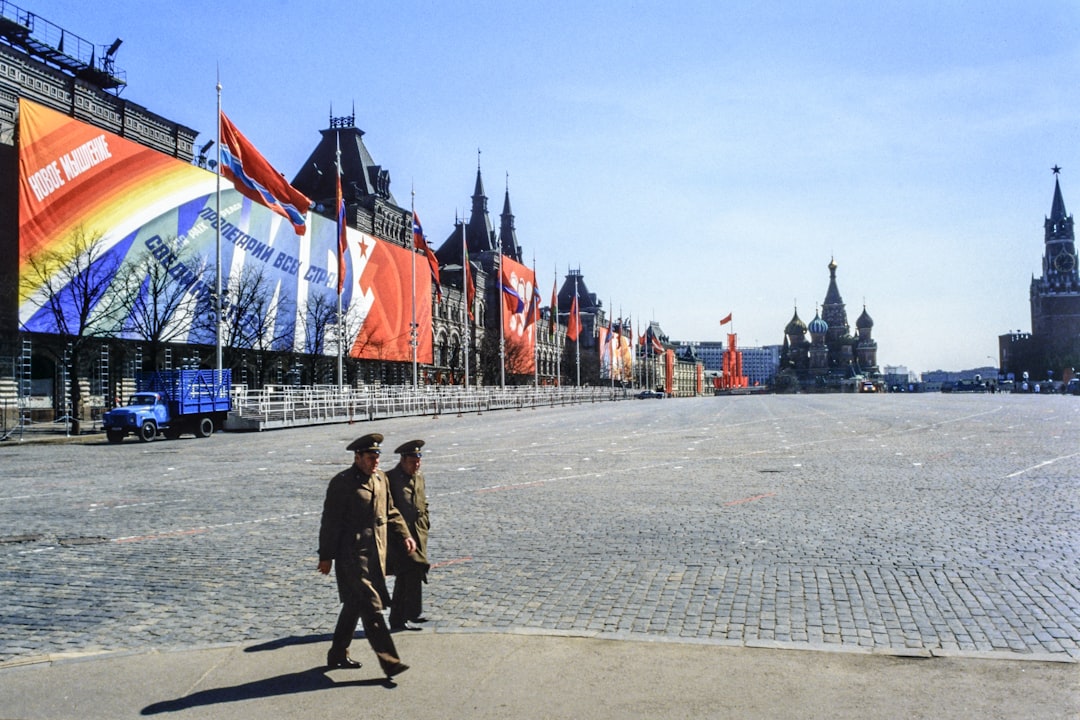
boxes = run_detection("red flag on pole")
[463,239,475,321]
[720,313,732,325]
[567,294,581,341]
[549,278,558,335]
[335,169,346,294]
[412,212,441,302]
[219,112,311,235]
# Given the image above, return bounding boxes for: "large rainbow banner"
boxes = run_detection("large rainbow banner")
[17,99,431,364]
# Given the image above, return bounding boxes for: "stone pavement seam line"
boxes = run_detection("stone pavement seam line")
[183,646,234,697]
[2,627,1074,673]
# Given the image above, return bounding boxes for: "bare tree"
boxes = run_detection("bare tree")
[196,265,296,375]
[479,331,535,385]
[560,343,600,387]
[504,334,536,384]
[114,235,209,370]
[348,311,397,384]
[20,227,125,433]
[299,291,339,382]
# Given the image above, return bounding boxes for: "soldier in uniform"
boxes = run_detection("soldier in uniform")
[386,439,431,630]
[317,433,415,678]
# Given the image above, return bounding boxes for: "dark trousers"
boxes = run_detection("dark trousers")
[331,595,401,671]
[389,564,424,625]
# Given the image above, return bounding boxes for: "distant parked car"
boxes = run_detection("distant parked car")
[1066,378,1080,395]
[943,379,987,393]
[636,390,665,399]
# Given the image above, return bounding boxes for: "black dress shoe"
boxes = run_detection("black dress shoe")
[391,621,423,632]
[326,650,362,669]
[384,662,410,678]
[410,616,429,623]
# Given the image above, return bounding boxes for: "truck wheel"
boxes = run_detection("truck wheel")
[138,420,156,442]
[106,430,125,444]
[196,417,214,438]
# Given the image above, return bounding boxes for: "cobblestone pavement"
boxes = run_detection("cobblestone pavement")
[0,394,1077,664]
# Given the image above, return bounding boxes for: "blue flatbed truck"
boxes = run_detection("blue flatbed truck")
[103,369,232,443]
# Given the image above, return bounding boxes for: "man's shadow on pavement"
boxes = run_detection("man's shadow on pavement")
[141,634,386,716]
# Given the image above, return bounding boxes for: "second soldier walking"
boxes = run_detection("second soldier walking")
[386,439,431,631]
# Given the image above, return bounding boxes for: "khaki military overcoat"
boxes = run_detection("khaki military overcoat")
[318,464,412,606]
[386,464,430,567]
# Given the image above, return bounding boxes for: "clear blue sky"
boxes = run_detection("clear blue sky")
[42,0,1080,373]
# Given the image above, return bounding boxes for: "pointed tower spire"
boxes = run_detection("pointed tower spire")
[820,256,850,345]
[1047,166,1073,241]
[434,155,497,265]
[1051,182,1067,223]
[498,172,522,262]
[467,151,496,252]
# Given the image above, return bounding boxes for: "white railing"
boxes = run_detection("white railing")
[230,384,631,426]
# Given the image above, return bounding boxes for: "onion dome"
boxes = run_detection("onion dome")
[856,306,874,329]
[808,313,828,336]
[785,308,807,336]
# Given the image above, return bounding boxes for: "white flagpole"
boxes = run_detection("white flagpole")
[498,251,505,388]
[574,273,580,387]
[462,219,469,389]
[608,297,614,390]
[618,304,624,388]
[336,131,343,388]
[215,77,223,376]
[646,320,651,391]
[554,266,560,387]
[532,254,538,388]
[410,186,417,389]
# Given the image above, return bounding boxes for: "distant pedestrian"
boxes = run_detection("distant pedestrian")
[386,439,431,630]
[317,433,415,678]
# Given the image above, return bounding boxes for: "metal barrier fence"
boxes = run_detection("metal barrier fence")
[228,384,632,430]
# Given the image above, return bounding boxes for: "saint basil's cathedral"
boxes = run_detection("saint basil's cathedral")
[778,259,879,391]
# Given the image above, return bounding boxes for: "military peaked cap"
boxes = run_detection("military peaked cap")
[347,433,384,453]
[394,439,425,456]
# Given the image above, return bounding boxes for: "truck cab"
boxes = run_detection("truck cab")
[103,392,170,442]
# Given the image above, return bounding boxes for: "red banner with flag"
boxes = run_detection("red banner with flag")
[219,112,311,235]
[500,255,536,374]
[720,312,732,325]
[351,234,433,363]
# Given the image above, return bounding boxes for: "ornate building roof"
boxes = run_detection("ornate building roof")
[558,268,600,313]
[290,112,409,246]
[291,113,396,209]
[785,306,808,337]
